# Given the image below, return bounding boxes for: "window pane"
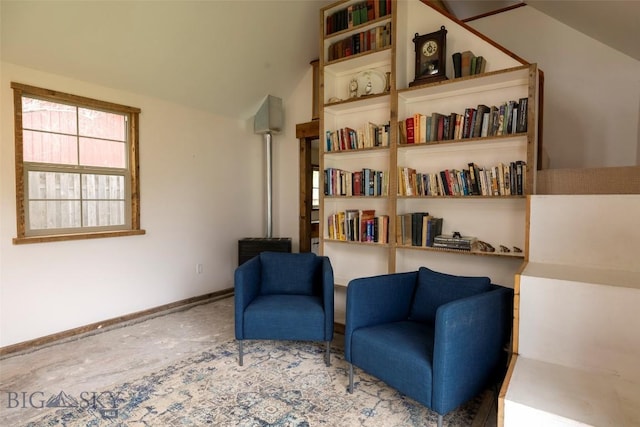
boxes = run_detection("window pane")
[312,170,320,207]
[83,201,125,226]
[28,171,81,200]
[78,108,126,141]
[82,174,125,200]
[22,97,77,134]
[79,137,126,168]
[23,130,78,165]
[29,201,81,229]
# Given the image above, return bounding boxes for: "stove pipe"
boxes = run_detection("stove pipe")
[254,95,283,238]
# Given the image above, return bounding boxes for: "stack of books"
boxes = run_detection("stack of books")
[433,234,477,251]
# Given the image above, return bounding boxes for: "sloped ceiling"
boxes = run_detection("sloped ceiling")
[1,0,637,122]
[1,0,330,120]
[442,0,639,61]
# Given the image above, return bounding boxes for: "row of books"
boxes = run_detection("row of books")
[452,51,486,78]
[396,212,442,247]
[327,23,391,62]
[398,160,527,197]
[325,122,390,152]
[324,168,389,197]
[327,209,389,243]
[325,0,392,35]
[399,98,528,144]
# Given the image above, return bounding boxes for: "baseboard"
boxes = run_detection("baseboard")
[0,288,234,357]
[334,321,345,335]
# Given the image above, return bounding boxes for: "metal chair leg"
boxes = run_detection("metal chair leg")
[238,340,243,366]
[437,414,443,427]
[348,363,354,393]
[325,341,331,367]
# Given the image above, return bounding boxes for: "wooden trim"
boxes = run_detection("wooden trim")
[463,2,526,23]
[130,111,142,229]
[13,229,146,245]
[297,121,320,253]
[418,0,530,66]
[334,321,345,335]
[536,166,640,195]
[299,134,312,253]
[13,86,26,238]
[10,82,144,241]
[0,288,234,357]
[498,353,519,427]
[512,263,526,355]
[537,70,545,171]
[296,120,319,139]
[10,82,141,113]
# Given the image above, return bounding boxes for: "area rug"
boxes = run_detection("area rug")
[24,338,491,426]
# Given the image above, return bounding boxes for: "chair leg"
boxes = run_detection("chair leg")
[238,340,243,366]
[437,414,443,427]
[325,341,331,367]
[348,363,354,393]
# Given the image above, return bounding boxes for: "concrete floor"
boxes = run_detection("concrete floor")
[0,296,234,425]
[0,295,498,426]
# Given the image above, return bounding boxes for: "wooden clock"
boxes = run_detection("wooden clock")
[409,26,448,87]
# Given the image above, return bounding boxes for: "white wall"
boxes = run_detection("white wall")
[469,5,640,169]
[0,62,276,347]
[273,65,315,252]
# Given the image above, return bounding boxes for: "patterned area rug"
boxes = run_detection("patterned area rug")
[25,338,491,426]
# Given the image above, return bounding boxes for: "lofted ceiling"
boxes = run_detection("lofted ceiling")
[1,1,637,122]
[1,0,330,120]
[442,0,639,62]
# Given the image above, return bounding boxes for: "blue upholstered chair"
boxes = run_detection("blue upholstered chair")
[345,267,513,427]
[234,251,334,366]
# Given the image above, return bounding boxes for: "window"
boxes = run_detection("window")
[11,82,144,244]
[312,167,320,208]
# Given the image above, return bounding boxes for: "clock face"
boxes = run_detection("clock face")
[422,40,438,57]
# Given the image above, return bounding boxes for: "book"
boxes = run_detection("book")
[411,212,429,246]
[474,56,486,74]
[418,114,427,143]
[473,104,490,138]
[460,51,475,77]
[398,120,406,144]
[463,108,474,138]
[452,52,462,78]
[421,214,433,247]
[516,97,528,133]
[360,209,375,242]
[431,112,443,141]
[425,217,443,247]
[406,116,415,144]
[403,213,412,245]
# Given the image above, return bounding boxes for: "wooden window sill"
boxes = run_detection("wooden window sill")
[13,229,146,245]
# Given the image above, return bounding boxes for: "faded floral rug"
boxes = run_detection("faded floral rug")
[24,338,491,426]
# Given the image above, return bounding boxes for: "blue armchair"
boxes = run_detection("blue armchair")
[234,251,334,366]
[345,267,512,427]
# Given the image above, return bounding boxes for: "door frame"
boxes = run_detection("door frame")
[296,120,319,253]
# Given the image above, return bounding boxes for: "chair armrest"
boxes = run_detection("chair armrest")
[345,271,417,361]
[321,256,335,341]
[234,256,262,339]
[431,287,513,414]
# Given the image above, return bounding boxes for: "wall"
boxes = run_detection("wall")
[0,62,271,347]
[272,65,315,253]
[469,5,640,169]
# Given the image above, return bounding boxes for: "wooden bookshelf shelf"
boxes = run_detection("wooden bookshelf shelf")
[319,0,540,290]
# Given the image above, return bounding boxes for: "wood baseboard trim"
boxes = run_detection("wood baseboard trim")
[0,288,234,357]
[334,321,345,335]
